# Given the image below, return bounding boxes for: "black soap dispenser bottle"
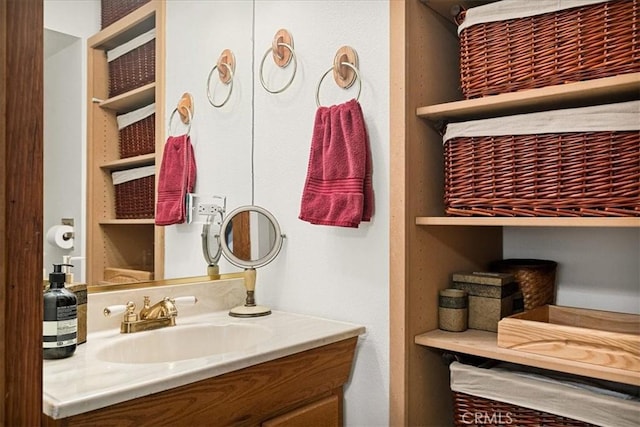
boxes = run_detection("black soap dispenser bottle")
[43,263,78,359]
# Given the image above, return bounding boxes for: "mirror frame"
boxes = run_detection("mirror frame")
[219,205,283,269]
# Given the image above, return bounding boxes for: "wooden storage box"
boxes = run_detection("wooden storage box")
[443,100,640,217]
[452,272,517,332]
[498,305,640,372]
[103,267,153,283]
[457,0,640,99]
[112,165,155,219]
[117,103,155,159]
[107,29,155,98]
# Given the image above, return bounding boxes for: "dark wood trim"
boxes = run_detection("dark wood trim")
[1,0,43,425]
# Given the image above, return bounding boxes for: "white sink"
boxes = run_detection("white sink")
[95,323,273,364]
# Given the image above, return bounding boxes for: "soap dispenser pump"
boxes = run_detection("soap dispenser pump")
[43,263,77,359]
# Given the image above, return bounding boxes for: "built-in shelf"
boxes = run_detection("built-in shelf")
[97,83,155,113]
[100,153,155,171]
[416,73,640,122]
[99,219,155,225]
[416,217,640,228]
[415,329,640,386]
[88,2,156,50]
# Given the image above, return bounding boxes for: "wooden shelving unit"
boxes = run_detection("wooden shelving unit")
[416,217,640,228]
[86,1,165,286]
[415,329,639,386]
[416,73,640,121]
[390,1,639,426]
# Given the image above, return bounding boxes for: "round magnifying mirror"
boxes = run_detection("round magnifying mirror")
[219,205,284,318]
[219,205,284,269]
[201,208,224,277]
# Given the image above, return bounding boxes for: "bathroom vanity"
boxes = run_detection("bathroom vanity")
[42,279,365,426]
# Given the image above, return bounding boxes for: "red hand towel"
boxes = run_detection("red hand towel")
[155,134,197,225]
[299,99,373,228]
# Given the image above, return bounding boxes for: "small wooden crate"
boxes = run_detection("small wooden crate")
[103,267,153,283]
[498,305,640,372]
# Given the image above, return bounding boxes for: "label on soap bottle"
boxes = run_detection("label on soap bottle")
[43,305,77,348]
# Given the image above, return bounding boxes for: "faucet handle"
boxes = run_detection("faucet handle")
[172,296,198,305]
[104,301,138,322]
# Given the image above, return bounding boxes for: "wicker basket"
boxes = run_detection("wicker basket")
[443,99,640,217]
[117,104,155,159]
[458,0,640,99]
[114,173,155,219]
[101,0,152,29]
[108,40,155,98]
[452,391,595,426]
[489,259,557,311]
[119,113,155,158]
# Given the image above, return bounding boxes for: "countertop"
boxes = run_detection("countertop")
[43,309,365,419]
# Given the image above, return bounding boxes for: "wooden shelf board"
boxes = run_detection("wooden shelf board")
[88,2,157,50]
[99,219,155,225]
[97,83,155,113]
[415,329,640,386]
[416,73,640,121]
[416,217,640,228]
[100,153,155,171]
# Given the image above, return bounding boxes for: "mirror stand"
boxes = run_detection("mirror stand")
[229,268,272,317]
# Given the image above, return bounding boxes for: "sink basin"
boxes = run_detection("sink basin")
[96,323,273,364]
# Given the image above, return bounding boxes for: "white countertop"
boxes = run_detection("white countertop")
[43,309,365,419]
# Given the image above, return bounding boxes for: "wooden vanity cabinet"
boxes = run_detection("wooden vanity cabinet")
[43,338,356,427]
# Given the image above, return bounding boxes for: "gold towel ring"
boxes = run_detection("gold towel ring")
[206,49,236,108]
[259,29,297,94]
[168,107,192,137]
[315,62,361,107]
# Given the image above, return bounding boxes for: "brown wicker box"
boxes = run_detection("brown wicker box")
[108,39,155,98]
[113,172,154,219]
[443,102,640,217]
[452,391,595,426]
[101,0,152,29]
[458,0,639,99]
[117,104,155,159]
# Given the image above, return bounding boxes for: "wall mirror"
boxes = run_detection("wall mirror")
[44,2,257,291]
[218,205,285,317]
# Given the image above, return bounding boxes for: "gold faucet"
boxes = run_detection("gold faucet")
[104,296,197,334]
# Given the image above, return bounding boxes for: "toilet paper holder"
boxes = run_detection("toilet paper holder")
[61,218,75,240]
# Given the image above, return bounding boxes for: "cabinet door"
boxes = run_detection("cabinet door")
[262,395,340,427]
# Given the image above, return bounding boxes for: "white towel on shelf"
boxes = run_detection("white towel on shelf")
[443,100,640,143]
[116,103,155,130]
[107,28,155,62]
[111,165,155,185]
[458,0,610,34]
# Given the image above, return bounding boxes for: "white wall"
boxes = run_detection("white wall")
[504,228,640,314]
[164,1,390,426]
[43,0,101,281]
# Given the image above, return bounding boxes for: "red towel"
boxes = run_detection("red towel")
[155,134,196,225]
[299,99,373,228]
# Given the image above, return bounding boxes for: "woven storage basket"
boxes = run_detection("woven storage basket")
[458,0,640,99]
[452,391,595,426]
[117,104,155,159]
[443,102,640,217]
[489,259,557,310]
[113,167,155,219]
[108,30,155,98]
[101,0,152,29]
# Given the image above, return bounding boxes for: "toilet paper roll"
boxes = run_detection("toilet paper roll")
[46,225,74,249]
